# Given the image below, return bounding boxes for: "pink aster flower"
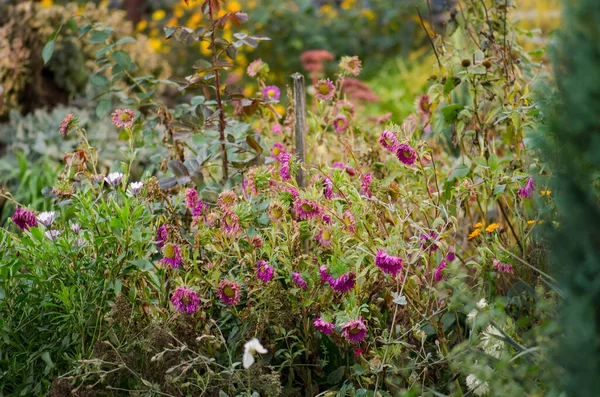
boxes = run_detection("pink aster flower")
[315,79,335,101]
[341,318,367,344]
[294,199,322,220]
[185,188,199,210]
[247,59,266,77]
[518,176,535,199]
[330,271,356,293]
[171,286,200,314]
[375,250,403,276]
[379,130,399,152]
[493,259,514,274]
[217,279,241,306]
[271,142,285,159]
[12,208,37,230]
[316,228,333,247]
[111,109,135,129]
[417,95,431,117]
[323,177,333,200]
[313,318,335,335]
[362,173,373,198]
[59,113,76,136]
[322,214,333,224]
[272,123,283,135]
[156,225,169,248]
[434,260,448,282]
[292,272,308,290]
[319,265,333,284]
[263,85,281,101]
[395,143,417,165]
[339,55,362,76]
[333,114,349,134]
[342,211,356,233]
[278,152,292,181]
[447,246,456,262]
[256,260,275,283]
[222,209,241,237]
[159,243,183,269]
[217,190,238,209]
[420,232,439,252]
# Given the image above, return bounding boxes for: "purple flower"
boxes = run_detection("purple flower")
[292,272,308,290]
[333,114,349,134]
[159,243,183,268]
[313,318,335,335]
[156,225,169,248]
[217,279,241,306]
[319,265,333,284]
[322,214,333,224]
[271,142,285,159]
[493,259,514,274]
[341,318,367,344]
[128,181,143,196]
[104,172,124,188]
[375,250,403,276]
[362,173,373,198]
[294,199,322,220]
[280,186,299,202]
[332,161,357,176]
[395,144,417,165]
[185,188,199,210]
[379,130,399,152]
[330,271,356,293]
[278,152,292,181]
[256,260,275,283]
[316,228,333,247]
[518,176,535,199]
[222,209,241,237]
[263,85,281,101]
[434,260,447,282]
[420,232,439,252]
[37,211,56,228]
[12,208,37,230]
[171,286,200,314]
[111,109,135,129]
[45,230,62,241]
[446,246,455,262]
[59,113,76,136]
[323,177,333,200]
[272,123,283,135]
[315,79,335,101]
[70,223,82,234]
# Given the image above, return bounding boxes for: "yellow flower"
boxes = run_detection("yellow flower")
[468,228,481,240]
[361,9,377,21]
[244,85,255,97]
[341,0,356,10]
[226,0,242,12]
[189,14,202,27]
[199,40,211,56]
[40,0,53,8]
[485,223,499,233]
[174,7,184,18]
[541,190,552,196]
[275,104,285,115]
[148,38,162,52]
[527,220,536,225]
[136,20,148,32]
[320,5,337,18]
[152,9,167,21]
[473,222,485,229]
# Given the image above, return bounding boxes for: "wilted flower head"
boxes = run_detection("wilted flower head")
[156,225,169,248]
[247,59,267,77]
[315,79,335,101]
[218,190,238,209]
[217,279,241,306]
[379,130,399,152]
[339,55,362,76]
[313,318,335,334]
[268,200,286,223]
[263,85,281,101]
[493,259,514,274]
[342,211,356,233]
[434,260,448,282]
[251,235,263,248]
[59,113,76,136]
[446,246,455,262]
[256,260,275,283]
[160,243,183,268]
[44,230,63,241]
[361,173,373,198]
[37,211,56,228]
[111,109,135,129]
[222,209,241,237]
[319,265,333,284]
[322,177,333,200]
[294,199,322,220]
[316,228,333,247]
[129,181,143,196]
[330,271,356,293]
[417,95,431,117]
[333,114,349,134]
[420,232,439,252]
[292,272,308,290]
[341,318,367,343]
[243,338,267,369]
[334,99,355,119]
[518,176,535,198]
[104,172,124,188]
[171,286,200,314]
[375,250,403,276]
[395,144,417,165]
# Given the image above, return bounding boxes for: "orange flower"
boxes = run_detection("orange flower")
[468,228,481,239]
[485,223,499,233]
[473,222,485,229]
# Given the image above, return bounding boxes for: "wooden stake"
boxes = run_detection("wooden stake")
[292,72,307,188]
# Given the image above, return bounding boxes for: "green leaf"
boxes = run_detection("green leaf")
[96,99,111,118]
[443,77,461,96]
[112,50,131,67]
[90,74,109,87]
[89,30,111,44]
[441,104,465,124]
[327,366,345,385]
[115,36,136,45]
[448,164,470,181]
[493,184,506,196]
[42,40,55,64]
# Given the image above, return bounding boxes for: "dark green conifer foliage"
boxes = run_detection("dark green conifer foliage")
[543,0,600,394]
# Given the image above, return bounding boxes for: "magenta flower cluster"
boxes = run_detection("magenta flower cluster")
[12,208,37,230]
[256,260,274,283]
[171,286,200,314]
[375,250,403,276]
[518,176,535,198]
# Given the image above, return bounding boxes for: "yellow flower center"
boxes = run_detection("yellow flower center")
[318,84,331,95]
[268,89,276,97]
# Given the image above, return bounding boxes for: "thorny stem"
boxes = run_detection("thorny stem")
[208,4,229,185]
